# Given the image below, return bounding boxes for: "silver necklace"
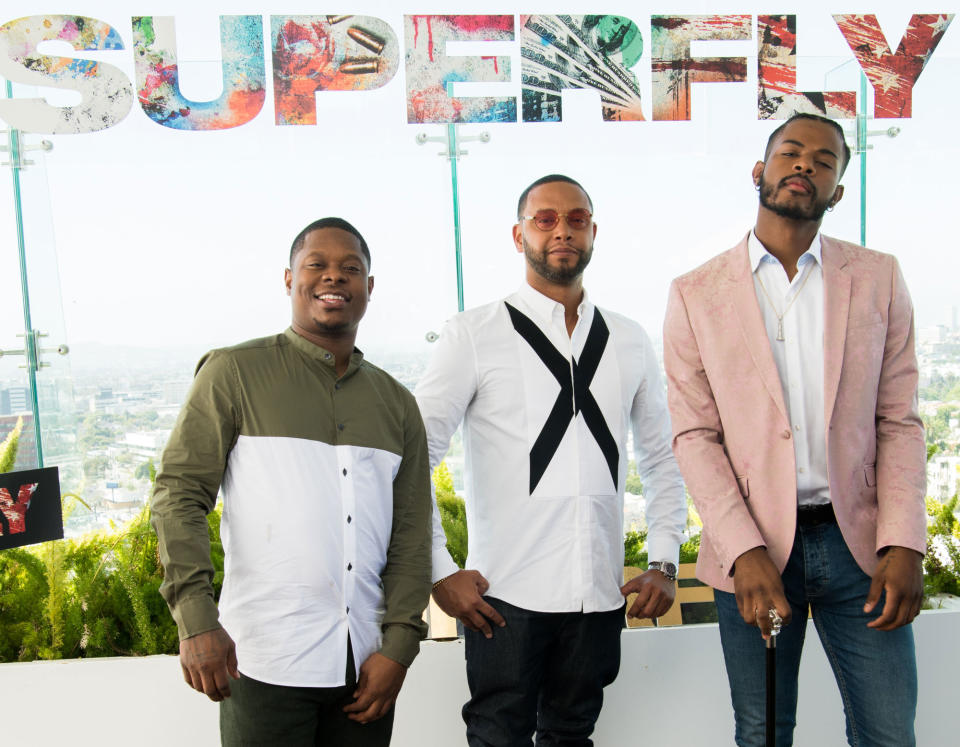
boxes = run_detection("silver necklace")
[754,264,814,342]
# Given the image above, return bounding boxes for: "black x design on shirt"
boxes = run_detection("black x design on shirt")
[505,302,619,495]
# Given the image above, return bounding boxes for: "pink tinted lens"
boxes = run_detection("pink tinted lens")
[533,210,560,230]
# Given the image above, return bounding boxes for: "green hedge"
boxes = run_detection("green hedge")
[1,458,957,662]
[0,502,223,662]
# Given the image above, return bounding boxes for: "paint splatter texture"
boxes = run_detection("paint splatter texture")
[0,15,132,134]
[405,15,516,124]
[132,15,265,130]
[833,13,953,118]
[272,15,399,126]
[651,15,751,121]
[757,15,856,120]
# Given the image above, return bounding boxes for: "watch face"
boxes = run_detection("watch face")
[650,561,677,578]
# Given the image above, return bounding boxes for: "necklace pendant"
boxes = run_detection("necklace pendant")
[776,318,785,342]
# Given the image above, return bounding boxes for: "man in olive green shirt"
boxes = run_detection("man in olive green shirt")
[151,217,432,745]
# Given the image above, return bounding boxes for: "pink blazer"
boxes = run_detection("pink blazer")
[664,234,926,592]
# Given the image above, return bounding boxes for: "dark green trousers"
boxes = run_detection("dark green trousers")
[220,646,394,746]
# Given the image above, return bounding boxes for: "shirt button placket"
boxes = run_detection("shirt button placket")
[340,451,356,620]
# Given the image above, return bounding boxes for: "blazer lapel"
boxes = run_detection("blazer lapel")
[728,238,789,424]
[822,236,851,427]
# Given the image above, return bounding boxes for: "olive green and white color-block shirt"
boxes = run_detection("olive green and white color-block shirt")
[152,328,432,688]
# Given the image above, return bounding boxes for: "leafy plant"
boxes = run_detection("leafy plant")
[0,416,23,473]
[433,463,467,569]
[0,490,224,662]
[679,533,701,564]
[624,528,648,567]
[924,494,960,599]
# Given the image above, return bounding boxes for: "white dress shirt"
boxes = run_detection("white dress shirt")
[748,231,830,506]
[416,283,686,613]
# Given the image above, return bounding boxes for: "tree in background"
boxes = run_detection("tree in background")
[625,462,643,496]
[920,373,960,403]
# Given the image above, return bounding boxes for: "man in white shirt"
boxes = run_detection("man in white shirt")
[664,114,926,746]
[416,175,687,745]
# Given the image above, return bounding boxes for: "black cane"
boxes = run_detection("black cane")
[765,609,783,747]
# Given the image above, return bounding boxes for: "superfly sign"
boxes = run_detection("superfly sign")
[0,13,952,134]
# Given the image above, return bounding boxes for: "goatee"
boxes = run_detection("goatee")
[758,173,832,222]
[523,238,591,285]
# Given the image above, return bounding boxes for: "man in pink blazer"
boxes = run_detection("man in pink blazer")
[664,113,926,746]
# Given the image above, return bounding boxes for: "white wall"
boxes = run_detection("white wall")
[1,610,956,746]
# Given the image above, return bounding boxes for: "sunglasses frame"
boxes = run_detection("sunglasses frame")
[520,208,593,231]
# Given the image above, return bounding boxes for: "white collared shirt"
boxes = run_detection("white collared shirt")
[748,231,830,506]
[416,283,687,613]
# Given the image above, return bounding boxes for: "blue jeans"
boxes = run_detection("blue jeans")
[715,522,917,747]
[463,597,624,747]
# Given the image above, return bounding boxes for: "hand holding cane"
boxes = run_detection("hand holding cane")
[765,607,783,747]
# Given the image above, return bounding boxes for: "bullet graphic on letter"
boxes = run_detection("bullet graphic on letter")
[347,27,386,55]
[340,58,379,75]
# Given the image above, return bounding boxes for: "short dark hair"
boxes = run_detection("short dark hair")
[289,217,371,269]
[517,174,594,220]
[764,113,851,176]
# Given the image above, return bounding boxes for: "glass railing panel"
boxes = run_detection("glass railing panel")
[4,95,77,482]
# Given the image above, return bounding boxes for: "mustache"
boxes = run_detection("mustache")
[778,175,815,194]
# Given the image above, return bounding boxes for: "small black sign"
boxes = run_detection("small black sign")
[0,466,63,550]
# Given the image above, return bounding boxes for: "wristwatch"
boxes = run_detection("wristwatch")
[648,561,678,582]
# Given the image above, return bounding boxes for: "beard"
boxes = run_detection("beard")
[523,237,592,285]
[758,173,833,222]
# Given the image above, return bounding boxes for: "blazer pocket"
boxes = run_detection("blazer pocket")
[863,464,877,488]
[848,311,883,329]
[736,476,749,499]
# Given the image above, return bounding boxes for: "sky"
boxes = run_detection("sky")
[1,1,958,389]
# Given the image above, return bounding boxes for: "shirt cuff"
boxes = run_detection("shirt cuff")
[172,594,221,641]
[432,550,460,585]
[645,536,681,568]
[379,624,423,668]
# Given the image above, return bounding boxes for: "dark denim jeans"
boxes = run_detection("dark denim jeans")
[463,597,624,747]
[219,643,393,746]
[715,521,917,747]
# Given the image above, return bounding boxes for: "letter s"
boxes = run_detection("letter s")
[0,15,133,134]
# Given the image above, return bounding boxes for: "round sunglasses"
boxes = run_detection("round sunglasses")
[520,208,593,231]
